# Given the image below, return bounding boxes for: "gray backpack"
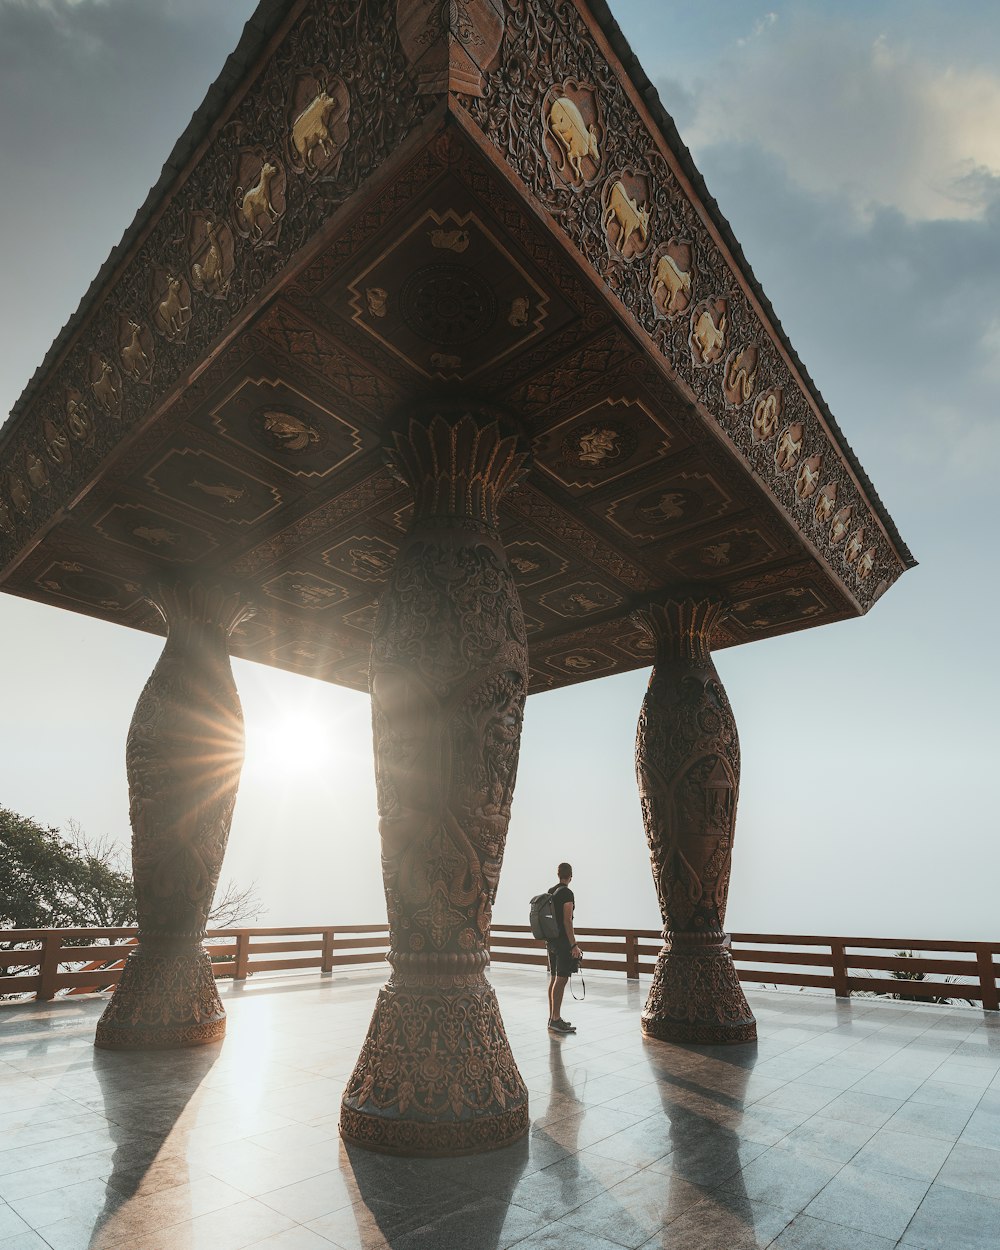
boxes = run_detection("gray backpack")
[529,891,560,942]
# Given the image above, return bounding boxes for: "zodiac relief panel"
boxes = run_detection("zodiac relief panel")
[34,560,143,615]
[669,526,783,579]
[150,268,193,344]
[209,376,368,479]
[689,298,728,368]
[65,389,95,446]
[543,646,616,678]
[117,316,155,385]
[730,585,827,633]
[142,448,283,526]
[601,170,652,262]
[538,579,622,620]
[187,212,236,300]
[723,344,759,408]
[286,69,351,179]
[321,533,399,585]
[341,204,556,381]
[42,418,72,471]
[751,387,782,442]
[93,504,220,564]
[542,80,604,191]
[87,353,123,419]
[232,147,286,246]
[532,396,675,493]
[649,238,694,321]
[504,539,569,587]
[604,469,736,545]
[263,570,349,612]
[794,454,823,502]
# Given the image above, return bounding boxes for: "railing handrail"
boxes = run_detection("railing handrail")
[2,924,997,1012]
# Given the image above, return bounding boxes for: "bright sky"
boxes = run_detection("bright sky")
[1,1,998,940]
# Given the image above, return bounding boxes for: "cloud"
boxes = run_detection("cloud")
[678,13,1000,223]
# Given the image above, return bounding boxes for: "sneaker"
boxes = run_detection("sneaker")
[548,1018,575,1034]
[556,1018,576,1032]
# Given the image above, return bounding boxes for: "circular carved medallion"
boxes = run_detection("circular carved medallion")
[399,264,497,346]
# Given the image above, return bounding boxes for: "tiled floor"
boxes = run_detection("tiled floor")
[1,968,999,1249]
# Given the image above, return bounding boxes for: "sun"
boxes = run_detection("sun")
[243,704,341,778]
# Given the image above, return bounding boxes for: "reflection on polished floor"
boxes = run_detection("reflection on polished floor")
[1,968,999,1250]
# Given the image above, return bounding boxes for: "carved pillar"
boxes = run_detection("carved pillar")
[95,583,252,1050]
[340,402,530,1155]
[632,593,756,1045]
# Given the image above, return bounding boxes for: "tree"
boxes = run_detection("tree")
[0,806,261,931]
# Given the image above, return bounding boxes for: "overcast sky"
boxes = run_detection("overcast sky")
[1,1,998,941]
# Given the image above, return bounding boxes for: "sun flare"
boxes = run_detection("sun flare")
[243,705,341,778]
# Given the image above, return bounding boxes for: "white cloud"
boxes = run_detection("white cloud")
[683,18,1000,223]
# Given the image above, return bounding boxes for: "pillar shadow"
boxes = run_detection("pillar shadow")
[342,1132,531,1249]
[645,1036,761,1243]
[86,1044,220,1248]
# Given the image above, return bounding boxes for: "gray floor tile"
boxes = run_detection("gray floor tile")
[636,1192,794,1250]
[804,1164,930,1241]
[821,1092,904,1128]
[770,1213,897,1249]
[719,1145,842,1210]
[882,1100,972,1142]
[559,1167,712,1247]
[850,1129,952,1181]
[901,1180,1000,1249]
[935,1140,1000,1198]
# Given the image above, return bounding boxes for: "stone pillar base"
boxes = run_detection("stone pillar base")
[95,946,225,1050]
[340,976,529,1156]
[642,945,756,1045]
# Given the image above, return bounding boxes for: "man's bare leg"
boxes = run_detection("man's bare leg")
[550,975,569,1021]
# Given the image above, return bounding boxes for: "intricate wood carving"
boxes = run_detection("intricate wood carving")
[340,400,531,1154]
[95,582,252,1050]
[632,593,756,1045]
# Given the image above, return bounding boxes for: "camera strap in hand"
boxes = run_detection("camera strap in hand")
[570,963,586,1001]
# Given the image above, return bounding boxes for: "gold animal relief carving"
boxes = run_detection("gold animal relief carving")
[829,505,854,545]
[576,426,620,465]
[151,270,193,344]
[649,240,693,319]
[42,418,71,468]
[774,423,804,473]
[188,213,235,299]
[25,451,48,491]
[844,527,865,564]
[602,174,652,260]
[794,454,822,500]
[723,344,759,406]
[542,82,603,190]
[752,387,781,440]
[366,287,389,318]
[508,296,530,327]
[234,150,286,243]
[88,354,123,418]
[119,317,154,383]
[690,298,727,366]
[8,474,29,515]
[857,548,876,580]
[288,74,351,177]
[430,227,470,253]
[260,410,320,453]
[65,390,93,443]
[814,482,837,523]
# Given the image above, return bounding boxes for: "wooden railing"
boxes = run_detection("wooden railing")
[2,925,998,1012]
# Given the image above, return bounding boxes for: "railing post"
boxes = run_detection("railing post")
[37,931,61,1002]
[977,946,999,1012]
[234,930,250,982]
[321,929,335,975]
[625,931,639,981]
[831,940,849,999]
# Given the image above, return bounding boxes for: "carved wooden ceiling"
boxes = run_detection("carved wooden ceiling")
[0,0,913,695]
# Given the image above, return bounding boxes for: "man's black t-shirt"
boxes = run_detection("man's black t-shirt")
[548,883,575,947]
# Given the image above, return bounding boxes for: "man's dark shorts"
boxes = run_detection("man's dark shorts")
[547,941,574,978]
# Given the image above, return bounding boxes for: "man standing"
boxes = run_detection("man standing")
[547,862,582,1034]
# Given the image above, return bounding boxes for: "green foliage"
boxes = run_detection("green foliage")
[1,808,134,929]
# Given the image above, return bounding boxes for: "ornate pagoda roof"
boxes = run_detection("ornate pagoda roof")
[0,0,913,694]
